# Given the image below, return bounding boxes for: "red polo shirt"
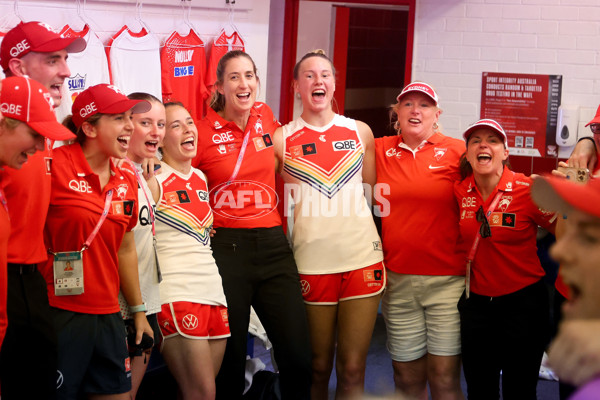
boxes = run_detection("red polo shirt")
[41,144,138,314]
[3,142,53,264]
[454,167,556,297]
[374,133,465,276]
[193,102,281,228]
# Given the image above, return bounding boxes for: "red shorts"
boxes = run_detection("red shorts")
[299,262,386,305]
[158,302,230,341]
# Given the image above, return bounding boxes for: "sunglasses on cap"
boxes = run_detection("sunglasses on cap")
[589,124,600,134]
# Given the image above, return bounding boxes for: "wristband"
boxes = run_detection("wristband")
[129,303,147,313]
[578,136,597,150]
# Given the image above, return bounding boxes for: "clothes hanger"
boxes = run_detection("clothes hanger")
[0,0,22,32]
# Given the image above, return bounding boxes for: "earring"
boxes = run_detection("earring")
[433,122,439,130]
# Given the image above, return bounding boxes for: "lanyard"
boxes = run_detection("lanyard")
[0,188,8,216]
[228,123,253,183]
[129,160,155,237]
[81,189,113,252]
[215,116,259,196]
[465,190,503,299]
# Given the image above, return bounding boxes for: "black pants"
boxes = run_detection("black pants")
[458,280,549,400]
[0,264,57,400]
[212,226,311,400]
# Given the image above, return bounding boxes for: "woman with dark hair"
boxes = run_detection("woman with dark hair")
[455,119,556,399]
[193,50,311,399]
[274,50,384,400]
[41,83,153,399]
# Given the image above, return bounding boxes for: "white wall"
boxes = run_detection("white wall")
[0,0,272,103]
[412,0,600,141]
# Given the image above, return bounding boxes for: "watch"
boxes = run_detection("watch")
[129,303,147,313]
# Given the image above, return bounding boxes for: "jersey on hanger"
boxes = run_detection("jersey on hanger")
[56,25,110,123]
[107,26,161,99]
[205,30,244,95]
[161,29,208,121]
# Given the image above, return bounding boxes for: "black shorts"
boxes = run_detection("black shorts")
[54,309,131,398]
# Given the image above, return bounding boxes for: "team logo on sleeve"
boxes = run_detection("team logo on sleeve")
[290,143,317,158]
[372,241,382,251]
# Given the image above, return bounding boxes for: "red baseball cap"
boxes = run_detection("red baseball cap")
[463,118,508,147]
[1,76,75,140]
[532,175,600,220]
[71,84,151,128]
[585,105,600,127]
[396,82,439,106]
[0,21,86,71]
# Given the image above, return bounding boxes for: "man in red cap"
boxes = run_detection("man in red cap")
[532,176,600,400]
[0,21,85,399]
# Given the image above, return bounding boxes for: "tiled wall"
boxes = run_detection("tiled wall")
[412,0,600,174]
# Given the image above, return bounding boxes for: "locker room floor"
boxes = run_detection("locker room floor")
[137,313,560,399]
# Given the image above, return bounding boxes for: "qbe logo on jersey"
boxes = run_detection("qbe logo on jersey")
[332,140,357,151]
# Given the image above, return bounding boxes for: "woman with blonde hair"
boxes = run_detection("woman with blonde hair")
[374,82,465,399]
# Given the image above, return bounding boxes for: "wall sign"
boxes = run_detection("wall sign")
[481,72,562,157]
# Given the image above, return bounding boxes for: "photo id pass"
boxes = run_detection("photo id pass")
[53,251,84,296]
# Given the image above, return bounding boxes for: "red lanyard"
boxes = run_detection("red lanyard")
[81,189,113,252]
[465,190,503,298]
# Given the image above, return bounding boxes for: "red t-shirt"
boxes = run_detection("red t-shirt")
[0,183,10,348]
[192,103,281,229]
[41,144,138,314]
[161,30,208,121]
[374,133,465,276]
[454,167,556,297]
[3,141,53,264]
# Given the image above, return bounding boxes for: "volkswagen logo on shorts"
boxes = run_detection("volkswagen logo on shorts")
[56,370,64,389]
[300,280,310,295]
[182,314,199,330]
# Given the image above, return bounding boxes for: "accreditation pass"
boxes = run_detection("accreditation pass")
[53,251,84,296]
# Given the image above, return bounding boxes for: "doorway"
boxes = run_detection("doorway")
[279,0,415,135]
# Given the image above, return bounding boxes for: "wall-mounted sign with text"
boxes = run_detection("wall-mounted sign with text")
[480,72,562,158]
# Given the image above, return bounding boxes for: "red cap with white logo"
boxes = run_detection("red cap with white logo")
[71,84,151,128]
[0,21,87,71]
[1,76,75,140]
[396,82,439,106]
[462,118,508,147]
